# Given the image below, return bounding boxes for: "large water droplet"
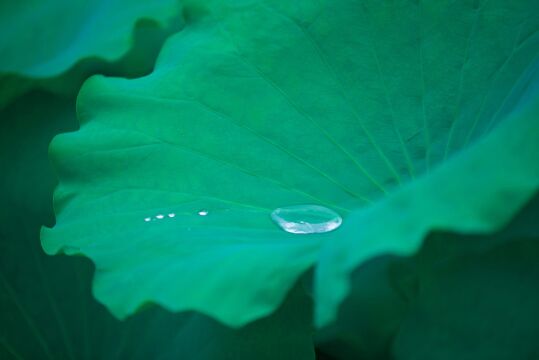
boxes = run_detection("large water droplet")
[271,205,342,234]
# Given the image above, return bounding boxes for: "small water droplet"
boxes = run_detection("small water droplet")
[156,214,164,219]
[271,205,342,234]
[144,217,152,222]
[198,210,208,216]
[168,213,176,218]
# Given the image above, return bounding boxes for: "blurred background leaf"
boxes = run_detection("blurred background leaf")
[314,193,539,360]
[0,0,184,109]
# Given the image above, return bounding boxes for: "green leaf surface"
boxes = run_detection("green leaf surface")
[0,0,183,108]
[392,234,539,360]
[316,70,539,326]
[313,194,539,360]
[314,256,408,360]
[42,0,539,330]
[1,92,315,360]
[0,0,181,77]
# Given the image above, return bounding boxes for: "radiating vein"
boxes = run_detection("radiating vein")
[261,3,404,187]
[190,97,377,201]
[443,0,487,160]
[90,91,376,202]
[125,128,349,212]
[70,122,352,213]
[220,25,396,193]
[359,2,416,179]
[482,51,539,134]
[480,24,539,135]
[463,20,534,146]
[418,2,431,173]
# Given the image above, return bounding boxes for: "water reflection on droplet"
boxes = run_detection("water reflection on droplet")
[168,213,176,218]
[144,217,152,222]
[270,205,342,234]
[156,214,165,219]
[198,210,208,216]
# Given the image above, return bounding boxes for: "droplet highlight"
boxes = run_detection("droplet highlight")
[271,205,342,234]
[144,212,178,223]
[198,210,208,216]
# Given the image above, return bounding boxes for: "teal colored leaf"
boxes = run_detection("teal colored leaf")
[1,92,314,360]
[0,0,183,108]
[0,0,181,77]
[42,0,539,331]
[391,227,539,359]
[316,71,539,326]
[314,194,539,360]
[314,256,408,359]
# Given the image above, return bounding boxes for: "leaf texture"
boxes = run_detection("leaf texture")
[42,0,539,330]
